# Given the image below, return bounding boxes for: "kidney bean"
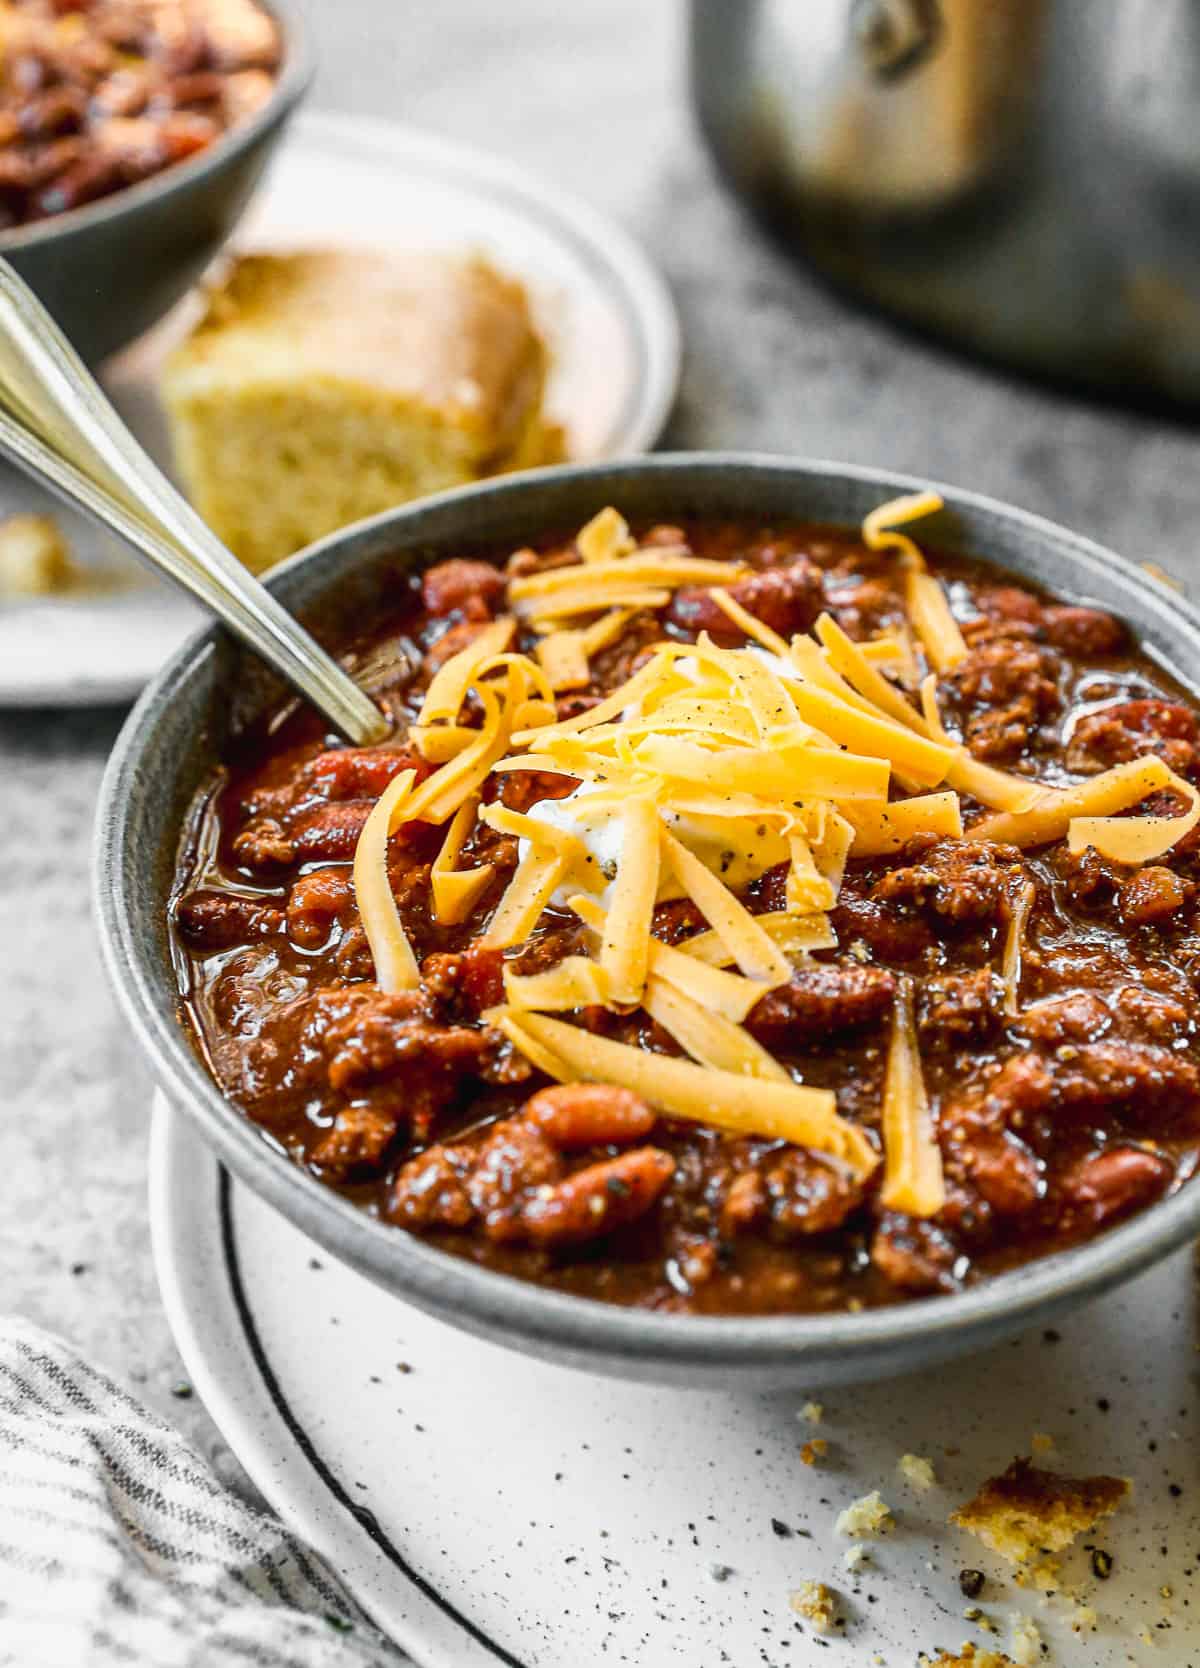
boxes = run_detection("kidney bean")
[1060,1147,1173,1226]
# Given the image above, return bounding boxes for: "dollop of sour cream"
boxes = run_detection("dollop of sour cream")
[517,644,798,910]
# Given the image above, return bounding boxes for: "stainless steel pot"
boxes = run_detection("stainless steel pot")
[689,0,1200,404]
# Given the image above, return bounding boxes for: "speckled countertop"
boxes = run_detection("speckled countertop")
[5,0,1200,1505]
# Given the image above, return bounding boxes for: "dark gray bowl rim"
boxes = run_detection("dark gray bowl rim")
[95,453,1200,1372]
[0,0,312,254]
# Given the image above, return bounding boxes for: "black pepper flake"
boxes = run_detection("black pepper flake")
[325,1614,354,1634]
[1096,1398,1110,1412]
[396,1361,413,1373]
[1091,1548,1114,1580]
[170,1381,193,1400]
[958,1569,985,1599]
[770,1517,791,1538]
[69,1262,88,1277]
[1170,1483,1183,1498]
[1043,1329,1061,1343]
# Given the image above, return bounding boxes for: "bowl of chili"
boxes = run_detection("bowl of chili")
[0,0,311,364]
[95,454,1200,1386]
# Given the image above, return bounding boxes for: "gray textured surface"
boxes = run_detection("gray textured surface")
[4,0,1200,1499]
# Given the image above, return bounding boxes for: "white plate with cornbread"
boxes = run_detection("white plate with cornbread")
[0,112,678,707]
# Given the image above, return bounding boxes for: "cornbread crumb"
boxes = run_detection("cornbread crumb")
[1031,1433,1054,1454]
[962,1607,999,1633]
[800,1439,828,1467]
[789,1580,839,1633]
[844,1543,869,1573]
[1007,1615,1042,1666]
[924,1647,1017,1667]
[0,514,75,597]
[951,1458,1128,1583]
[801,1401,825,1424]
[1070,1605,1098,1633]
[836,1490,895,1538]
[900,1453,937,1490]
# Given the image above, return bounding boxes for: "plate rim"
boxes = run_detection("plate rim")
[149,1095,538,1668]
[0,109,679,710]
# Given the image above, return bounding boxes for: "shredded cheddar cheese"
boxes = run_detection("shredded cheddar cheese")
[352,768,420,993]
[879,975,945,1217]
[863,491,967,673]
[348,499,1191,1199]
[490,1009,880,1174]
[576,505,635,564]
[1002,881,1036,1017]
[430,794,493,926]
[535,629,590,692]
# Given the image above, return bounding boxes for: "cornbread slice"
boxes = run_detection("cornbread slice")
[162,250,564,573]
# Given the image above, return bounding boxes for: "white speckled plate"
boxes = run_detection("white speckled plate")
[0,112,678,709]
[150,1094,1200,1668]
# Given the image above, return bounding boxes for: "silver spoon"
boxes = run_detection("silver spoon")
[0,258,389,745]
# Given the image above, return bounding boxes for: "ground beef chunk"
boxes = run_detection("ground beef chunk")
[421,559,506,620]
[422,618,493,674]
[830,889,934,963]
[917,970,1001,1045]
[1111,985,1192,1043]
[309,1106,398,1180]
[1066,698,1199,778]
[1119,866,1193,926]
[496,769,576,813]
[974,586,1043,627]
[286,868,352,948]
[762,1150,866,1238]
[666,560,824,643]
[507,924,587,976]
[334,924,374,982]
[942,1121,1043,1217]
[1057,1146,1174,1229]
[1051,844,1125,907]
[947,635,1060,761]
[231,816,295,870]
[826,577,900,638]
[972,589,1125,656]
[745,963,895,1045]
[420,944,507,1018]
[718,1150,864,1240]
[953,1042,1200,1137]
[1013,991,1111,1045]
[872,838,1026,923]
[871,1214,962,1294]
[651,899,708,945]
[319,987,504,1097]
[175,890,283,950]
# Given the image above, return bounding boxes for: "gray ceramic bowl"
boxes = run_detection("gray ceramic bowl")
[95,455,1200,1388]
[0,0,310,365]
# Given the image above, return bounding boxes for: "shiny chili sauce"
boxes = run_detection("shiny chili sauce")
[172,518,1200,1315]
[0,0,280,231]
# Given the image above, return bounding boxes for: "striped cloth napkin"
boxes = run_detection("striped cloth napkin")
[0,1316,407,1668]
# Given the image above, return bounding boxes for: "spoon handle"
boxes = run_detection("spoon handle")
[0,259,388,745]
